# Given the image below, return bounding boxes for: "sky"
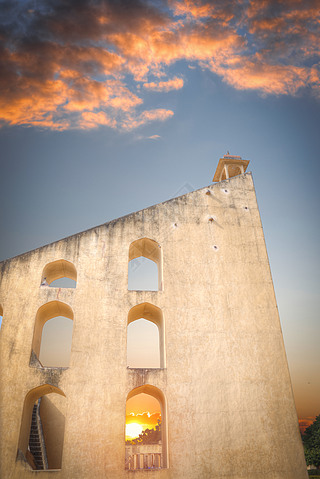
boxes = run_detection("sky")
[0,0,319,433]
[126,393,161,440]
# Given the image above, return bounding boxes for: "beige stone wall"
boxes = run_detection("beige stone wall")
[0,173,307,478]
[40,395,66,469]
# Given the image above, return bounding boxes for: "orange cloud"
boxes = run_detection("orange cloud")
[143,77,184,92]
[169,0,237,26]
[122,108,174,130]
[169,0,215,19]
[0,0,319,130]
[79,111,116,129]
[245,0,320,62]
[126,411,161,430]
[210,57,312,96]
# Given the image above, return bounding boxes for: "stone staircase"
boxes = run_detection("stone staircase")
[28,400,48,470]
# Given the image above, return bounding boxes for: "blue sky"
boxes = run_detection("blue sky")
[0,0,319,429]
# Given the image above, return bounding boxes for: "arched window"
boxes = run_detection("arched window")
[18,384,66,470]
[125,385,168,470]
[40,259,77,288]
[128,238,163,291]
[30,301,73,368]
[0,304,3,329]
[127,303,165,369]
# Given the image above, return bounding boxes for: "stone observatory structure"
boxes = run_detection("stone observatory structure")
[0,155,307,478]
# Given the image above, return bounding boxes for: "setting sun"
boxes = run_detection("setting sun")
[126,423,143,440]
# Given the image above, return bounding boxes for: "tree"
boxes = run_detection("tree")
[302,415,320,468]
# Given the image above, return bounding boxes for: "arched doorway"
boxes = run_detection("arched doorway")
[128,238,163,291]
[125,385,168,470]
[31,301,74,367]
[18,385,66,470]
[127,303,165,369]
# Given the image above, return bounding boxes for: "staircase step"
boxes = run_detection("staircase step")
[28,402,47,470]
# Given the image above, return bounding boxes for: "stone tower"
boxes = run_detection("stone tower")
[0,156,307,478]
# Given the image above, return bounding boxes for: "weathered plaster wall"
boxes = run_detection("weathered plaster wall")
[40,395,66,469]
[0,173,307,478]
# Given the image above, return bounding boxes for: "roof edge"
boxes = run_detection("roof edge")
[0,172,252,264]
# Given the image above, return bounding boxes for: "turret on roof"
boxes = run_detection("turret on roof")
[213,153,249,182]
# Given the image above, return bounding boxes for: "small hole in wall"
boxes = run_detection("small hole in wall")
[212,245,219,251]
[208,217,214,222]
[172,223,178,228]
[222,188,229,194]
[243,206,249,211]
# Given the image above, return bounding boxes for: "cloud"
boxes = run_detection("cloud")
[169,0,216,19]
[79,111,116,129]
[143,77,184,92]
[122,109,174,130]
[126,411,161,429]
[210,57,312,96]
[0,0,319,130]
[148,135,161,140]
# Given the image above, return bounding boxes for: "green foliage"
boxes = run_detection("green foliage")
[303,415,320,468]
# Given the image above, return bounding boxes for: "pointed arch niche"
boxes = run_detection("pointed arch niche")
[40,259,77,288]
[125,385,168,470]
[127,303,165,369]
[220,163,243,181]
[128,238,163,291]
[18,384,66,470]
[31,301,74,368]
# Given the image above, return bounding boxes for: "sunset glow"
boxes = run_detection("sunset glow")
[299,417,316,435]
[126,393,161,441]
[125,423,143,440]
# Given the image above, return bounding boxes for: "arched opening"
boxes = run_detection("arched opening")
[220,164,243,181]
[127,303,165,369]
[0,304,3,329]
[125,385,168,470]
[31,301,73,368]
[18,384,66,470]
[39,317,73,367]
[40,260,77,288]
[128,238,163,291]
